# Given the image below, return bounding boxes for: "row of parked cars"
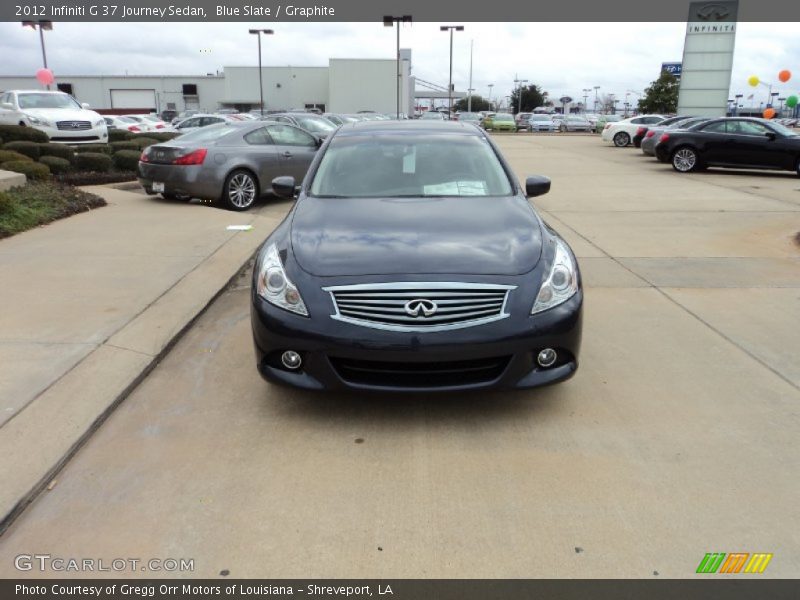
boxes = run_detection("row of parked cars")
[601,113,800,175]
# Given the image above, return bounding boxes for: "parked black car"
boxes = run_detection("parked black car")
[641,117,710,157]
[250,121,583,392]
[654,117,800,174]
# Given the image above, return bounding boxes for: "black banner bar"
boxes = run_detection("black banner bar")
[3,0,800,22]
[3,579,800,600]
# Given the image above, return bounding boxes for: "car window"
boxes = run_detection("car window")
[294,116,337,135]
[310,134,513,198]
[0,93,8,105]
[174,124,240,142]
[699,121,727,133]
[630,118,644,124]
[244,127,273,145]
[730,120,771,136]
[177,117,199,129]
[202,117,224,126]
[275,116,292,123]
[266,124,316,147]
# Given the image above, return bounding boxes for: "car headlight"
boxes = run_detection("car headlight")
[531,237,578,315]
[24,114,52,127]
[256,244,308,316]
[94,118,105,127]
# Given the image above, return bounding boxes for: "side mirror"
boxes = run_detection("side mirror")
[81,102,91,109]
[525,175,551,198]
[315,136,323,148]
[765,131,777,141]
[272,176,297,198]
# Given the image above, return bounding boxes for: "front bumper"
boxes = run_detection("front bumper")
[31,123,108,144]
[137,162,221,199]
[251,291,582,393]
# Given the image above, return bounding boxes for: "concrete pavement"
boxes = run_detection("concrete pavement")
[0,187,292,531]
[0,135,798,578]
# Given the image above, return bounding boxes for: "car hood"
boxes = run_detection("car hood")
[22,107,102,122]
[290,195,542,277]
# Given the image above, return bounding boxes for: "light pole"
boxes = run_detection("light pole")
[488,83,494,110]
[593,85,600,112]
[440,25,464,116]
[513,77,528,114]
[23,20,53,90]
[248,29,274,117]
[384,15,412,120]
[582,88,591,113]
[467,39,473,113]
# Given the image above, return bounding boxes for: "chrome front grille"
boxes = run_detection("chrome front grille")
[323,282,515,331]
[56,120,91,131]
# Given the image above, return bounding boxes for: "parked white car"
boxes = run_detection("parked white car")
[104,115,150,134]
[0,90,108,144]
[172,113,239,134]
[601,114,667,147]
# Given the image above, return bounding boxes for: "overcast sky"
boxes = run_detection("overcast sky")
[1,21,798,107]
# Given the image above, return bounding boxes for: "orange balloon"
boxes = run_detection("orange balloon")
[778,70,791,83]
[763,108,776,119]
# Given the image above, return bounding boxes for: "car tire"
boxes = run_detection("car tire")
[559,124,567,133]
[796,157,800,177]
[671,146,700,173]
[613,132,630,147]
[222,169,259,211]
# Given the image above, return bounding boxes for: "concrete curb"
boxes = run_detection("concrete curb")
[0,169,26,192]
[0,211,276,535]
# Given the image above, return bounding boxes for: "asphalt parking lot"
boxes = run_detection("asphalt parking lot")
[0,135,798,578]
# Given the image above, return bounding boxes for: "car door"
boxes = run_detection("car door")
[0,92,17,125]
[264,123,319,182]
[240,127,281,186]
[727,120,784,168]
[693,120,729,164]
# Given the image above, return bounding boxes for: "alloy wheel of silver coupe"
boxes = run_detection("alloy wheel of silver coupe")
[672,147,698,172]
[225,171,257,210]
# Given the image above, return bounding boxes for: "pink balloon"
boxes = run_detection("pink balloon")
[35,68,54,85]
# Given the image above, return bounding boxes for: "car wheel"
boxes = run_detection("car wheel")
[796,157,800,177]
[672,147,700,173]
[613,132,630,147]
[560,124,567,133]
[222,169,258,211]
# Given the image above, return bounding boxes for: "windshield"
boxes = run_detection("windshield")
[459,113,481,120]
[421,112,443,119]
[530,115,550,121]
[310,133,513,198]
[174,123,240,142]
[494,114,514,121]
[18,93,82,110]
[294,116,336,134]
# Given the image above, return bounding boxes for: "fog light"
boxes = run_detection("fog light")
[281,350,302,370]
[537,348,557,368]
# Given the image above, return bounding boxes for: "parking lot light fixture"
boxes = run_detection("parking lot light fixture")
[440,25,464,116]
[513,78,528,115]
[249,28,274,117]
[384,15,412,120]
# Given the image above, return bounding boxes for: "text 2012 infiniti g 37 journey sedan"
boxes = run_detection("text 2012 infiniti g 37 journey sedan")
[250,121,583,392]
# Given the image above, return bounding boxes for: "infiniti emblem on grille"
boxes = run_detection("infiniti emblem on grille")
[404,299,437,317]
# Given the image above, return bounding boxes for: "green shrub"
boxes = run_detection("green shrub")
[0,125,49,143]
[0,150,33,164]
[110,141,139,152]
[128,137,158,150]
[3,141,40,160]
[74,144,112,155]
[108,129,133,142]
[132,131,178,142]
[0,160,51,180]
[112,149,142,171]
[38,155,72,175]
[38,143,75,162]
[73,152,113,172]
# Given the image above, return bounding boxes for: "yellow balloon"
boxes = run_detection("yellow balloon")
[748,75,760,87]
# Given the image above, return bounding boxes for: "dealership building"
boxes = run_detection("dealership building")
[0,53,415,115]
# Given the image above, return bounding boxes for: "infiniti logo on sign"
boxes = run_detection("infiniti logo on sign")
[404,299,437,318]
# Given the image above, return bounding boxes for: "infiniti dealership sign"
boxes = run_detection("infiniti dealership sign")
[677,0,739,117]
